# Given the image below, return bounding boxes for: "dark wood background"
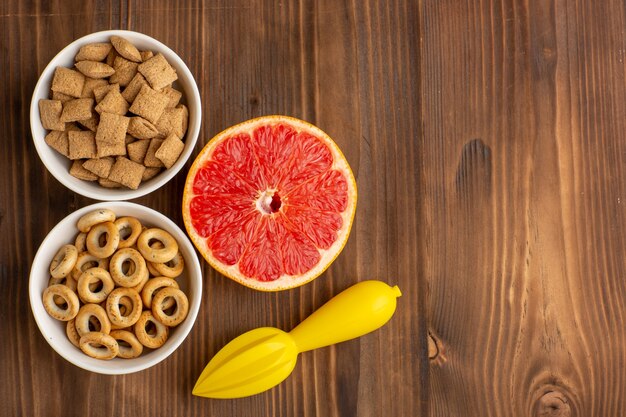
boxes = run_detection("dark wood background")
[1,0,625,416]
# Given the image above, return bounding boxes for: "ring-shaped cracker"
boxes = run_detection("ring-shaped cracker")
[115,217,142,249]
[79,332,119,360]
[150,240,164,249]
[75,303,111,337]
[66,319,81,348]
[88,316,104,332]
[146,242,164,278]
[42,284,79,321]
[106,287,142,328]
[134,311,169,349]
[49,275,77,291]
[149,251,184,278]
[77,209,116,233]
[109,248,147,287]
[109,294,135,330]
[137,228,178,263]
[109,330,144,359]
[141,277,179,309]
[152,287,189,327]
[86,221,120,258]
[117,296,134,317]
[71,252,109,281]
[102,295,134,330]
[130,273,150,293]
[77,267,115,303]
[74,232,87,252]
[146,260,161,277]
[49,244,78,278]
[50,275,78,307]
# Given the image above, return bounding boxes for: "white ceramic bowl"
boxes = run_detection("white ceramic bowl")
[30,30,201,200]
[29,202,202,374]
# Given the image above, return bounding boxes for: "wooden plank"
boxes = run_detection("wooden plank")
[421,0,626,415]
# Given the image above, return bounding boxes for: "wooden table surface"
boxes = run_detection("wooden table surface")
[1,0,625,416]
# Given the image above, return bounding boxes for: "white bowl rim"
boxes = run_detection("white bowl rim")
[30,29,202,201]
[29,201,203,375]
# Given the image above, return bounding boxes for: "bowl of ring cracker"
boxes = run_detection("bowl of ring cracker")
[30,30,201,200]
[29,202,202,374]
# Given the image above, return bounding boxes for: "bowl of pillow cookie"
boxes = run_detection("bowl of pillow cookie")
[30,30,201,200]
[29,201,202,374]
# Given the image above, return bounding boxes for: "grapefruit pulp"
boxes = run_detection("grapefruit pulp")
[182,116,357,291]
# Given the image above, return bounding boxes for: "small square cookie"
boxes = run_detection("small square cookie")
[95,88,129,115]
[77,111,99,132]
[93,83,120,103]
[51,91,73,103]
[154,133,184,169]
[70,160,98,181]
[51,67,85,98]
[142,167,161,181]
[68,130,97,160]
[140,50,154,62]
[75,61,115,79]
[44,130,70,157]
[155,107,186,139]
[98,177,123,188]
[143,138,165,167]
[138,53,177,90]
[82,157,114,178]
[95,112,129,145]
[129,84,169,124]
[108,157,146,189]
[127,116,159,139]
[126,139,151,164]
[109,56,138,87]
[110,36,142,63]
[81,77,109,99]
[121,73,148,103]
[39,99,65,131]
[75,43,112,62]
[60,98,94,122]
[161,86,182,108]
[96,139,127,158]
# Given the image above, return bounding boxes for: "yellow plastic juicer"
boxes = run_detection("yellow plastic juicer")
[193,280,402,399]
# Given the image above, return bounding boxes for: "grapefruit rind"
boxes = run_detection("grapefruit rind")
[182,115,357,291]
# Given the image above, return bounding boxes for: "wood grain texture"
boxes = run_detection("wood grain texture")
[0,1,421,416]
[422,0,626,416]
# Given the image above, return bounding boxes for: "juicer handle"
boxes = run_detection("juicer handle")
[288,280,402,353]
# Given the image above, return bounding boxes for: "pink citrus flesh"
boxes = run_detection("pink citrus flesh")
[182,115,357,291]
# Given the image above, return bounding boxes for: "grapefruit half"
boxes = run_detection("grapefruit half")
[182,115,357,291]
